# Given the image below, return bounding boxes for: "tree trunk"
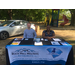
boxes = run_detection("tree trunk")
[71,11,75,26]
[8,9,12,20]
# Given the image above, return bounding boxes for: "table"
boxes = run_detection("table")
[5,38,74,65]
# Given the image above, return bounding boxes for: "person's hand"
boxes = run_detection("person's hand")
[47,37,52,40]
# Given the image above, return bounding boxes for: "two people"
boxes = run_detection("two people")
[23,23,55,40]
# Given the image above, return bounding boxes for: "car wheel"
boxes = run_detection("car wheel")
[0,31,9,40]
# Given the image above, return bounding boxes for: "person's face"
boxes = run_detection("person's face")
[47,26,50,31]
[27,23,31,28]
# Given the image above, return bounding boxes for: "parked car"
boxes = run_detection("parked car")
[0,20,37,40]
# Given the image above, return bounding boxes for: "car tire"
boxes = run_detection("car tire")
[0,31,9,40]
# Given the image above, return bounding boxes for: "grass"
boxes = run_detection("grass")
[58,20,71,23]
[58,21,64,23]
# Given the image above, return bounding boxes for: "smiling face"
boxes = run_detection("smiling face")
[47,25,50,31]
[27,23,31,29]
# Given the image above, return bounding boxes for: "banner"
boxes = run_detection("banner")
[6,45,72,65]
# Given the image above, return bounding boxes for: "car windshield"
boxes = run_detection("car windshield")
[0,21,13,26]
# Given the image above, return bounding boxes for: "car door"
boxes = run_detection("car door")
[9,21,22,36]
[20,21,28,34]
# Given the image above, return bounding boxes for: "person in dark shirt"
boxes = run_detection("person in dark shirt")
[42,25,55,40]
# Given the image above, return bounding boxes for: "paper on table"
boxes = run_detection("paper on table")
[60,42,68,45]
[51,41,60,45]
[34,38,40,42]
[53,38,61,41]
[34,42,43,45]
[14,38,23,40]
[25,39,28,40]
[44,39,48,41]
[41,38,44,40]
[11,41,21,45]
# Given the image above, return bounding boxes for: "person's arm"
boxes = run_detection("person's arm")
[23,30,27,38]
[48,33,55,40]
[33,30,37,38]
[42,32,49,39]
[42,31,55,40]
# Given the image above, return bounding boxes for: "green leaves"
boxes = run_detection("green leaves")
[59,9,71,19]
[0,9,52,21]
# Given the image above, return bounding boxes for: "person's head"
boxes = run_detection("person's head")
[47,25,51,31]
[27,23,31,29]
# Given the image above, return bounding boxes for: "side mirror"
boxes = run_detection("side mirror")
[10,24,14,27]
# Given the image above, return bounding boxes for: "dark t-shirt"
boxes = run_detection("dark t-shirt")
[43,30,55,37]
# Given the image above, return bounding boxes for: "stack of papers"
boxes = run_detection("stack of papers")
[34,42,43,46]
[51,41,60,45]
[53,38,61,41]
[14,38,23,40]
[25,39,28,40]
[60,42,68,45]
[41,38,44,41]
[44,39,48,41]
[11,41,21,45]
[34,38,40,42]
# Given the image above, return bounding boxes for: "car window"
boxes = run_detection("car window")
[22,21,28,25]
[13,21,20,26]
[13,21,28,26]
[0,21,13,26]
[16,21,20,25]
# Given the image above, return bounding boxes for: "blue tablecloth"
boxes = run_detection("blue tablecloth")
[6,43,72,65]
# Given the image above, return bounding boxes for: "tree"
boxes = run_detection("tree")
[59,9,75,26]
[0,9,52,22]
[8,9,12,20]
[69,9,75,26]
[0,9,13,20]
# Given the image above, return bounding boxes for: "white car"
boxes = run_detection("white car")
[0,20,37,40]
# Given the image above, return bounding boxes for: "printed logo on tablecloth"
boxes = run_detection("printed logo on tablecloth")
[47,48,62,58]
[12,48,39,56]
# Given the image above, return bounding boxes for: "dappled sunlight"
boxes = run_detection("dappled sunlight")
[54,30,75,40]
